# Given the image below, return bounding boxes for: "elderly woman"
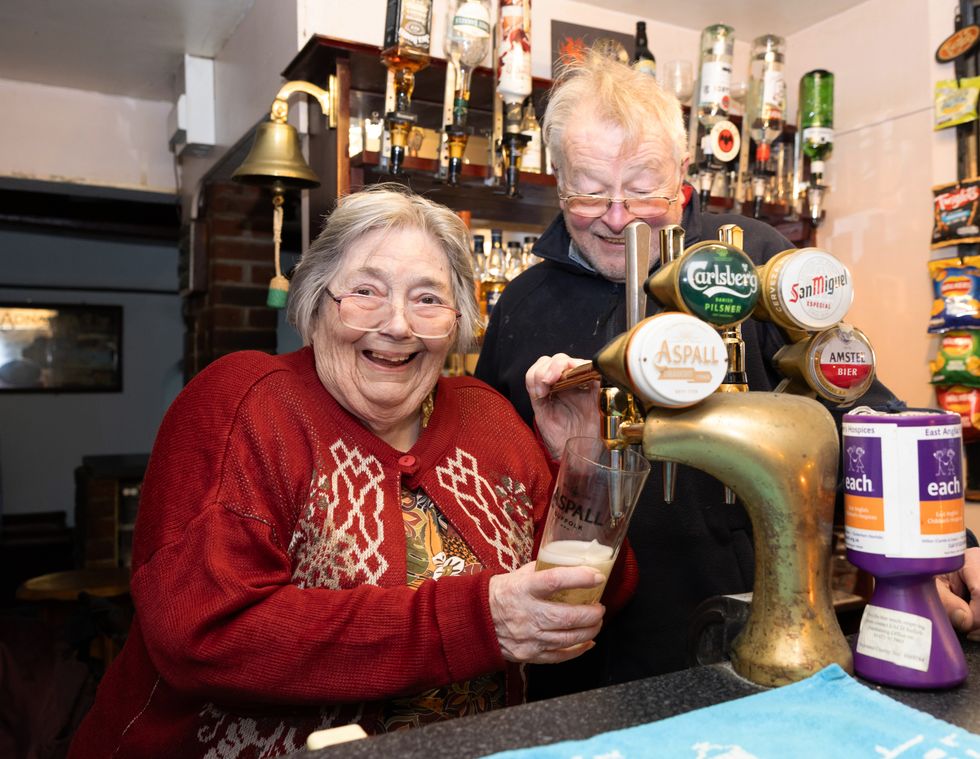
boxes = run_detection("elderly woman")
[69,186,626,759]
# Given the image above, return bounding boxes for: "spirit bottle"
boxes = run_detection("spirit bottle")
[697,24,734,129]
[633,21,656,78]
[506,241,523,280]
[497,0,532,197]
[443,0,492,185]
[747,34,786,159]
[746,34,786,217]
[799,69,834,223]
[471,233,486,282]
[800,69,834,181]
[381,0,432,174]
[480,229,508,320]
[520,98,543,173]
[695,24,735,207]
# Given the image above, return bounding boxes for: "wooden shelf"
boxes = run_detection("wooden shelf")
[350,152,559,228]
[283,35,812,243]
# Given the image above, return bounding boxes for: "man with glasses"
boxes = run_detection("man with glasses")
[474,50,817,697]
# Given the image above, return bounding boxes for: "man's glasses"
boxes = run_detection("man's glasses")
[558,193,679,219]
[325,288,461,339]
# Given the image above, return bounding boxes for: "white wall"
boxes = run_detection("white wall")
[0,79,175,194]
[176,0,301,223]
[787,0,956,408]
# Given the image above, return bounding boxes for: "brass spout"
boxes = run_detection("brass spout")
[641,392,853,685]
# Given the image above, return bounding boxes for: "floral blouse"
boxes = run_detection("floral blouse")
[376,484,506,731]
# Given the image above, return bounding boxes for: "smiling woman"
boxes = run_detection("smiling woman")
[67,185,633,759]
[287,188,482,451]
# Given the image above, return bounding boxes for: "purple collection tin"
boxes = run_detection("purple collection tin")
[842,409,967,689]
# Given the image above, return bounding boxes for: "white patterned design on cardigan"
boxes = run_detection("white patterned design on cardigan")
[289,439,387,588]
[197,702,363,758]
[434,447,530,571]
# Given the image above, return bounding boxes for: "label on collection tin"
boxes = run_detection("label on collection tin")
[843,414,966,559]
[856,605,932,672]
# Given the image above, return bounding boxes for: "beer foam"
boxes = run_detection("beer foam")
[537,539,615,567]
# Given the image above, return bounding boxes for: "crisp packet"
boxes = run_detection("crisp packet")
[932,178,980,249]
[928,256,980,332]
[935,384,980,441]
[934,77,980,130]
[930,331,980,386]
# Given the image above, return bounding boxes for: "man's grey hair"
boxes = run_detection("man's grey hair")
[287,184,479,351]
[542,48,688,177]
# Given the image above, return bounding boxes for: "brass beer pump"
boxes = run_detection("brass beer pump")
[552,221,853,686]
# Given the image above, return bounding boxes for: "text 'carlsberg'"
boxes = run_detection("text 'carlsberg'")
[687,263,759,297]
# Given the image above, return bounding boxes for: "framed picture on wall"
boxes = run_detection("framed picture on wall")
[551,20,633,78]
[0,303,122,392]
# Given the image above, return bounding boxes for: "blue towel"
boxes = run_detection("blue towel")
[483,665,980,758]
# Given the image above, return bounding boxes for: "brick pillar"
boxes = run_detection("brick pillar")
[181,181,281,381]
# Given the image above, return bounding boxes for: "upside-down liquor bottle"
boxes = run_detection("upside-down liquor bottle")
[496,0,532,197]
[381,0,433,174]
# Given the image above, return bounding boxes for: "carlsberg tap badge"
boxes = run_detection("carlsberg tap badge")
[678,244,760,326]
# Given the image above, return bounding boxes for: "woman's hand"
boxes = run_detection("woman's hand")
[526,353,600,459]
[488,563,606,664]
[936,546,980,639]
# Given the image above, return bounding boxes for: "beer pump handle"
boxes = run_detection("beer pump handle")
[624,221,651,330]
[717,224,746,506]
[658,224,685,504]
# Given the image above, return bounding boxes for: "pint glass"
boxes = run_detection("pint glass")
[535,437,651,604]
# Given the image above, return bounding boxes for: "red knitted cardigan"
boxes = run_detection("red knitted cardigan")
[68,348,637,758]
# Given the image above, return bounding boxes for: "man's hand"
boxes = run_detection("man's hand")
[526,353,599,459]
[936,546,980,639]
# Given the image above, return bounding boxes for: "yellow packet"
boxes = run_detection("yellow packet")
[935,77,980,130]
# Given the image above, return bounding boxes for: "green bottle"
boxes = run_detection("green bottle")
[799,69,834,179]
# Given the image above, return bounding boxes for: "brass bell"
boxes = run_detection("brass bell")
[232,121,320,189]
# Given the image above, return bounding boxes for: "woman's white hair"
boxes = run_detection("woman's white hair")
[287,184,479,351]
[542,48,687,177]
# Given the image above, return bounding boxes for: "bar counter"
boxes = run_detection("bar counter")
[291,639,980,758]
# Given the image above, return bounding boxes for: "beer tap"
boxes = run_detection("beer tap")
[716,224,748,505]
[598,221,651,449]
[716,224,749,393]
[658,224,685,503]
[553,222,855,686]
[747,243,877,403]
[547,222,651,514]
